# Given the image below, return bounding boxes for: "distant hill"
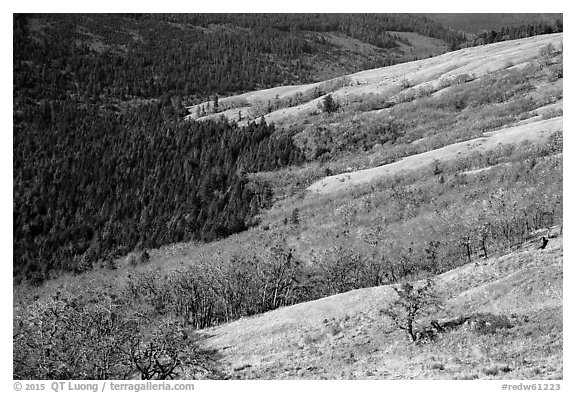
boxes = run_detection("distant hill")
[14,13,465,104]
[421,13,563,35]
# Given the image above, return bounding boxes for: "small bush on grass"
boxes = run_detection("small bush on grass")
[467,312,513,335]
[499,364,513,373]
[482,365,499,376]
[430,362,445,370]
[456,373,479,380]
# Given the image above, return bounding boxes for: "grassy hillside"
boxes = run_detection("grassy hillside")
[188,33,561,127]
[195,34,562,199]
[13,31,563,380]
[202,233,562,379]
[308,117,562,194]
[13,14,561,283]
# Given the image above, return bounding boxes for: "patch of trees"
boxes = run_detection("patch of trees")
[13,286,223,379]
[13,98,305,283]
[466,19,562,47]
[124,241,314,328]
[246,77,352,121]
[321,94,339,114]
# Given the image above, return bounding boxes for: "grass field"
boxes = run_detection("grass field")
[201,233,562,379]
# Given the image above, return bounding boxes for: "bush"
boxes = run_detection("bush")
[322,94,339,114]
[482,365,499,376]
[430,362,445,370]
[467,313,513,334]
[400,78,412,89]
[139,249,150,264]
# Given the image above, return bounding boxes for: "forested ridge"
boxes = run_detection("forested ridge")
[12,13,561,284]
[13,13,468,283]
[14,100,306,282]
[422,13,562,36]
[14,13,466,104]
[466,20,563,47]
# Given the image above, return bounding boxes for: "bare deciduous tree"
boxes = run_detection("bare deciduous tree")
[381,279,443,342]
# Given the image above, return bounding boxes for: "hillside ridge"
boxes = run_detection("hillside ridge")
[201,234,563,379]
[307,116,562,195]
[187,33,562,128]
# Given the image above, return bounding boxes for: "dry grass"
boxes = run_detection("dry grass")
[182,34,563,204]
[199,235,562,379]
[307,117,562,195]
[187,34,561,127]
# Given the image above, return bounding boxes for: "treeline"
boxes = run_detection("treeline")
[13,99,305,283]
[467,19,563,46]
[172,13,467,50]
[14,13,465,107]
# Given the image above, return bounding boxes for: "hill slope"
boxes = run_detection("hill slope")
[188,33,562,127]
[201,234,562,379]
[308,116,562,195]
[13,13,465,282]
[189,33,562,205]
[13,25,563,381]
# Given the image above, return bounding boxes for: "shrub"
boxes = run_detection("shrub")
[430,362,445,370]
[128,253,138,267]
[482,365,499,376]
[123,319,217,380]
[139,249,150,264]
[540,108,562,120]
[548,63,563,82]
[400,78,412,89]
[499,364,513,373]
[467,312,513,334]
[327,322,343,336]
[322,94,339,114]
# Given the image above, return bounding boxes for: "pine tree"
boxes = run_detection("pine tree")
[322,94,338,114]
